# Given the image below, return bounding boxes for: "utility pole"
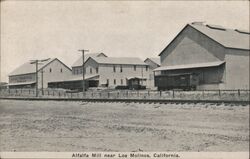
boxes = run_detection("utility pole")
[141,66,144,86]
[29,60,39,97]
[41,70,44,95]
[78,49,89,94]
[35,60,38,97]
[30,58,50,97]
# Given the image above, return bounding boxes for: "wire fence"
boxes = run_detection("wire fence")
[0,88,249,101]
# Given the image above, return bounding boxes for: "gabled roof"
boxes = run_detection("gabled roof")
[72,53,107,67]
[159,23,250,56]
[89,56,148,65]
[9,58,71,76]
[145,57,161,66]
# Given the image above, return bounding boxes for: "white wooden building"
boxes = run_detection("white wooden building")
[8,58,72,89]
[49,54,151,89]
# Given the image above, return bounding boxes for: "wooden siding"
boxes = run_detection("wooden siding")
[224,52,249,89]
[37,59,73,88]
[98,64,150,88]
[144,59,159,89]
[161,26,225,66]
[159,25,249,90]
[9,73,36,84]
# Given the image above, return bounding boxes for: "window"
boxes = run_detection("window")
[134,65,136,71]
[79,68,82,74]
[199,72,205,84]
[96,67,99,73]
[90,68,92,74]
[49,68,52,73]
[146,66,148,71]
[60,68,63,73]
[76,69,79,74]
[114,79,116,85]
[120,65,123,72]
[121,79,123,85]
[113,65,116,72]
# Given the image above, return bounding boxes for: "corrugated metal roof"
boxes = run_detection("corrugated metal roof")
[72,53,107,67]
[190,24,250,50]
[9,58,55,76]
[91,57,148,65]
[154,61,225,71]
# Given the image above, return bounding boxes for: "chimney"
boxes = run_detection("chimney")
[191,21,205,25]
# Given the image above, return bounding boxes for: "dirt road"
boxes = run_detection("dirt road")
[0,100,249,151]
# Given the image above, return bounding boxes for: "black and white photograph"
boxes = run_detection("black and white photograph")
[0,1,249,159]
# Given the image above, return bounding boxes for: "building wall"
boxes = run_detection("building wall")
[144,59,159,70]
[72,59,151,88]
[144,59,160,89]
[98,64,150,88]
[72,58,99,77]
[160,25,225,66]
[37,59,72,88]
[224,50,249,89]
[9,73,36,83]
[160,65,225,90]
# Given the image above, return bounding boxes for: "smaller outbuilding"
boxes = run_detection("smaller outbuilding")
[144,58,161,89]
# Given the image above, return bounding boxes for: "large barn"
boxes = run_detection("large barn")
[8,58,72,89]
[154,22,250,90]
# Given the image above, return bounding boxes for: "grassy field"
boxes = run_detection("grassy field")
[0,100,249,151]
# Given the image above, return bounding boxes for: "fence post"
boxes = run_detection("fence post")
[172,90,175,98]
[148,90,150,96]
[137,91,139,97]
[238,89,240,97]
[59,91,61,97]
[108,92,110,98]
[100,92,102,98]
[202,90,204,99]
[53,90,54,96]
[160,91,162,97]
[218,90,221,98]
[71,92,72,98]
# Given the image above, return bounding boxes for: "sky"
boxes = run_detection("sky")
[0,1,249,82]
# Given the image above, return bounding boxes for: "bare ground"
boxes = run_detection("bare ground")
[0,100,249,151]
